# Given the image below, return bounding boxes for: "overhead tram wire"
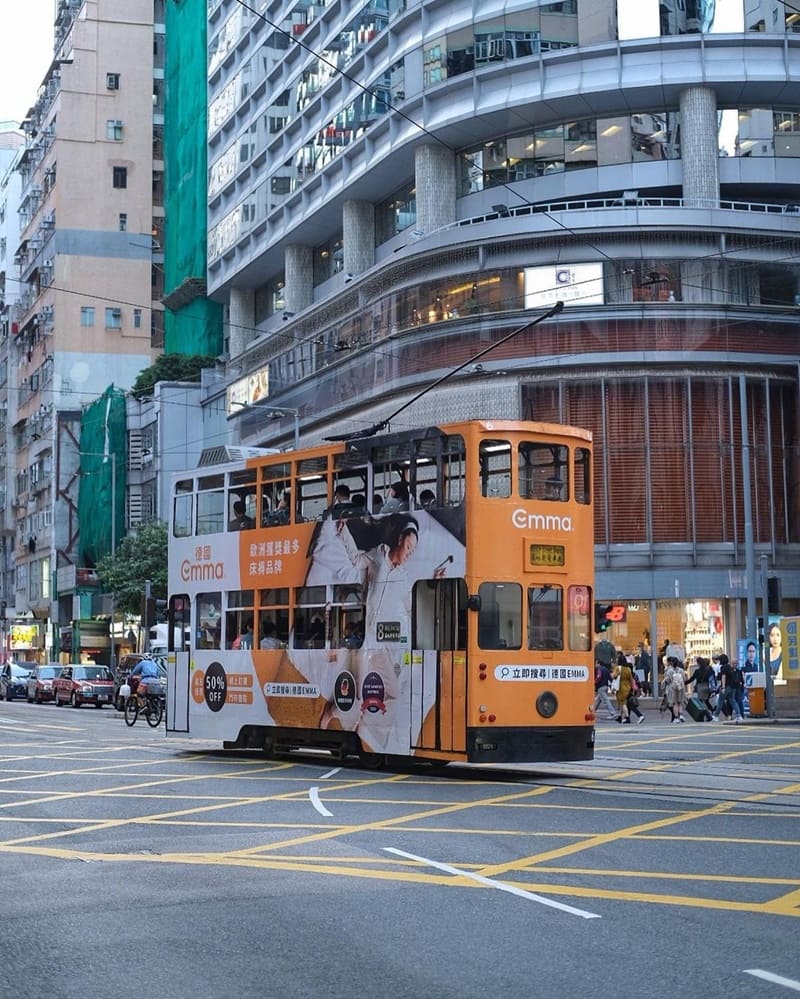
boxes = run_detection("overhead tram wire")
[326,301,564,441]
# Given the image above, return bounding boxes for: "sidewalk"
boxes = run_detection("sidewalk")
[596,694,800,725]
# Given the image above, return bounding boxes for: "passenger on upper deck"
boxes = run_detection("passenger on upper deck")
[381,480,410,514]
[229,499,254,530]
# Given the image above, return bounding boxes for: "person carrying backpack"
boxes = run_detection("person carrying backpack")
[664,656,687,724]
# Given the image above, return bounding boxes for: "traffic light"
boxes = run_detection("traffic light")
[767,576,782,615]
[595,603,626,633]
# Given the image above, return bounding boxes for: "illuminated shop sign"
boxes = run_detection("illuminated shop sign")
[524,262,604,309]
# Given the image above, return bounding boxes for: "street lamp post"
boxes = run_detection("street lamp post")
[228,400,300,450]
[264,406,300,451]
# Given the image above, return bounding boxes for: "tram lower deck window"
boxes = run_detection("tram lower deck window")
[477,582,521,649]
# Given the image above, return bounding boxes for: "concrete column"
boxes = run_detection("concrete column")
[414,143,457,234]
[679,86,719,208]
[228,287,255,359]
[343,200,375,275]
[284,244,314,314]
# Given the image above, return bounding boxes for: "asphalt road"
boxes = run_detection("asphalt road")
[1,701,798,999]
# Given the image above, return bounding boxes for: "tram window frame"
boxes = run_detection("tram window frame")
[227,469,257,530]
[196,474,225,535]
[477,581,521,649]
[330,584,366,648]
[173,479,193,538]
[293,585,327,648]
[574,447,591,505]
[527,584,564,651]
[479,440,512,498]
[412,577,468,650]
[196,591,222,649]
[169,594,191,651]
[296,456,329,522]
[519,442,569,501]
[258,588,289,648]
[442,438,466,506]
[567,585,592,651]
[225,590,255,649]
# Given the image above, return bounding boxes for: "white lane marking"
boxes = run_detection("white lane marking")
[384,847,600,920]
[744,970,800,992]
[319,767,341,780]
[309,786,333,817]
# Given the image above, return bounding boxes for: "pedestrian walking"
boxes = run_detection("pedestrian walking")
[664,656,687,723]
[686,656,716,720]
[712,653,745,723]
[612,653,641,724]
[592,661,619,720]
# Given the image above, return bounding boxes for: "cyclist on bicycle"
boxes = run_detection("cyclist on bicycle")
[129,657,161,694]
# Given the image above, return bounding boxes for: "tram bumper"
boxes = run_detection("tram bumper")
[467,725,595,764]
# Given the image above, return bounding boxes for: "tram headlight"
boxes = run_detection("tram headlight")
[536,690,558,718]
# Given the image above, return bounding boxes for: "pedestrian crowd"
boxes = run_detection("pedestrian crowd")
[593,638,747,725]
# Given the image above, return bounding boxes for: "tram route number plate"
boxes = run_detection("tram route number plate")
[376,621,403,642]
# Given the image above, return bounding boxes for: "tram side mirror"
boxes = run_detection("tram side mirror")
[467,594,481,612]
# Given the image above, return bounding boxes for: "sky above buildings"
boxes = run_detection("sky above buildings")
[0,1,55,129]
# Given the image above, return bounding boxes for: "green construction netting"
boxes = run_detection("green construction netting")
[77,387,127,568]
[164,0,223,356]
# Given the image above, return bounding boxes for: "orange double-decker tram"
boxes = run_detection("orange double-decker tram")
[165,420,596,766]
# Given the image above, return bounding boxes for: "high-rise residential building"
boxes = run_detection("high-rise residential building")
[0,128,26,659]
[9,0,160,659]
[205,0,800,677]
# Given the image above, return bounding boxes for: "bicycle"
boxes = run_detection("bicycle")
[122,678,164,728]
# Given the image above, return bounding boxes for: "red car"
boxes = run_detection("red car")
[26,664,63,703]
[53,664,115,708]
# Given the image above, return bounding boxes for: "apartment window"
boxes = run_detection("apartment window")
[106,119,123,140]
[106,72,120,90]
[80,306,95,327]
[133,308,142,329]
[118,213,127,231]
[105,307,122,329]
[112,166,128,189]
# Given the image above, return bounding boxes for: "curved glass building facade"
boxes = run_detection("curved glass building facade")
[204,0,800,687]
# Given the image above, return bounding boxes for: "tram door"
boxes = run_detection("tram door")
[411,579,468,754]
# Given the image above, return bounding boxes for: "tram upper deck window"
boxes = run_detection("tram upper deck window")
[261,462,292,526]
[442,435,466,505]
[173,479,193,537]
[196,474,225,535]
[519,442,569,501]
[479,440,512,498]
[477,581,521,649]
[296,456,329,523]
[575,447,591,505]
[227,469,257,531]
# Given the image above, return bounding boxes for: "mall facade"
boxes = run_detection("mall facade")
[202,0,800,686]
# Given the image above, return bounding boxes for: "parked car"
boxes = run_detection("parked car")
[1,662,34,701]
[113,653,166,711]
[53,664,115,708]
[26,664,63,704]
